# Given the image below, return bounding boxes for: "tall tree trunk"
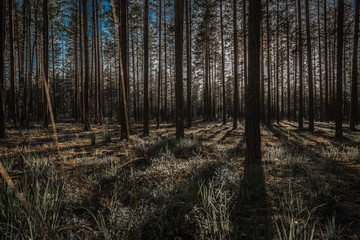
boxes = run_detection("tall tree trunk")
[350,0,359,130]
[74,8,79,122]
[156,0,162,129]
[131,20,137,123]
[245,0,261,164]
[0,0,5,137]
[324,0,329,121]
[43,0,49,128]
[335,0,344,138]
[83,0,91,130]
[233,0,239,129]
[143,0,149,136]
[266,0,271,125]
[276,1,280,124]
[317,0,323,122]
[286,0,291,121]
[243,0,247,115]
[186,0,192,127]
[51,24,56,121]
[164,3,168,121]
[96,0,103,124]
[220,0,226,125]
[298,0,303,129]
[120,0,130,139]
[9,0,18,127]
[175,0,184,139]
[305,0,314,131]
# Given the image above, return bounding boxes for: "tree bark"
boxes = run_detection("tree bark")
[43,0,49,128]
[9,0,18,127]
[335,0,344,138]
[233,0,239,129]
[83,0,91,130]
[317,0,323,122]
[298,0,303,129]
[350,0,359,130]
[305,0,314,131]
[186,0,192,128]
[143,0,149,136]
[246,0,261,163]
[266,0,271,125]
[175,0,184,139]
[0,0,6,137]
[220,0,226,125]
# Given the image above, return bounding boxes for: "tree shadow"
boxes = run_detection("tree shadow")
[232,162,272,239]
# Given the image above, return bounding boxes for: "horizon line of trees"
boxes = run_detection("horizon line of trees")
[0,0,359,146]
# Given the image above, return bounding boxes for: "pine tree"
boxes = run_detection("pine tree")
[175,0,184,139]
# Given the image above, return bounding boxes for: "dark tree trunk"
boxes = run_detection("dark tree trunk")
[286,0,291,121]
[83,0,91,130]
[335,0,344,138]
[298,0,303,129]
[143,0,149,136]
[9,0,18,127]
[305,0,314,131]
[266,0,271,125]
[324,0,329,121]
[120,0,130,139]
[233,0,239,129]
[317,0,323,122]
[246,0,261,163]
[0,0,5,138]
[186,0,192,128]
[350,0,359,130]
[43,0,49,128]
[243,0,247,115]
[220,0,226,125]
[175,0,184,139]
[157,0,162,129]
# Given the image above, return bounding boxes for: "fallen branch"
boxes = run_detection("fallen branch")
[0,161,31,214]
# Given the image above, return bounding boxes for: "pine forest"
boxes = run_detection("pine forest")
[0,0,360,239]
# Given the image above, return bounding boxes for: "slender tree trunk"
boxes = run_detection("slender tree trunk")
[120,0,130,139]
[43,0,49,128]
[243,0,247,115]
[335,0,344,138]
[143,0,149,136]
[0,0,6,137]
[131,20,137,123]
[74,8,79,122]
[260,21,265,123]
[83,0,91,130]
[276,1,280,124]
[27,0,32,124]
[286,0,291,121]
[350,0,359,130]
[9,0,18,127]
[246,0,261,163]
[305,0,314,131]
[233,0,239,129]
[186,0,192,127]
[175,0,184,139]
[324,0,329,122]
[51,24,56,121]
[157,0,162,129]
[298,0,303,129]
[96,0,103,124]
[317,0,323,122]
[266,0,271,125]
[164,3,168,121]
[220,0,226,125]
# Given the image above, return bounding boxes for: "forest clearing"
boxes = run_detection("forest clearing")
[1,120,359,239]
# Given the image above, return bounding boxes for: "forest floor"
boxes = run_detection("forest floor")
[0,120,360,239]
